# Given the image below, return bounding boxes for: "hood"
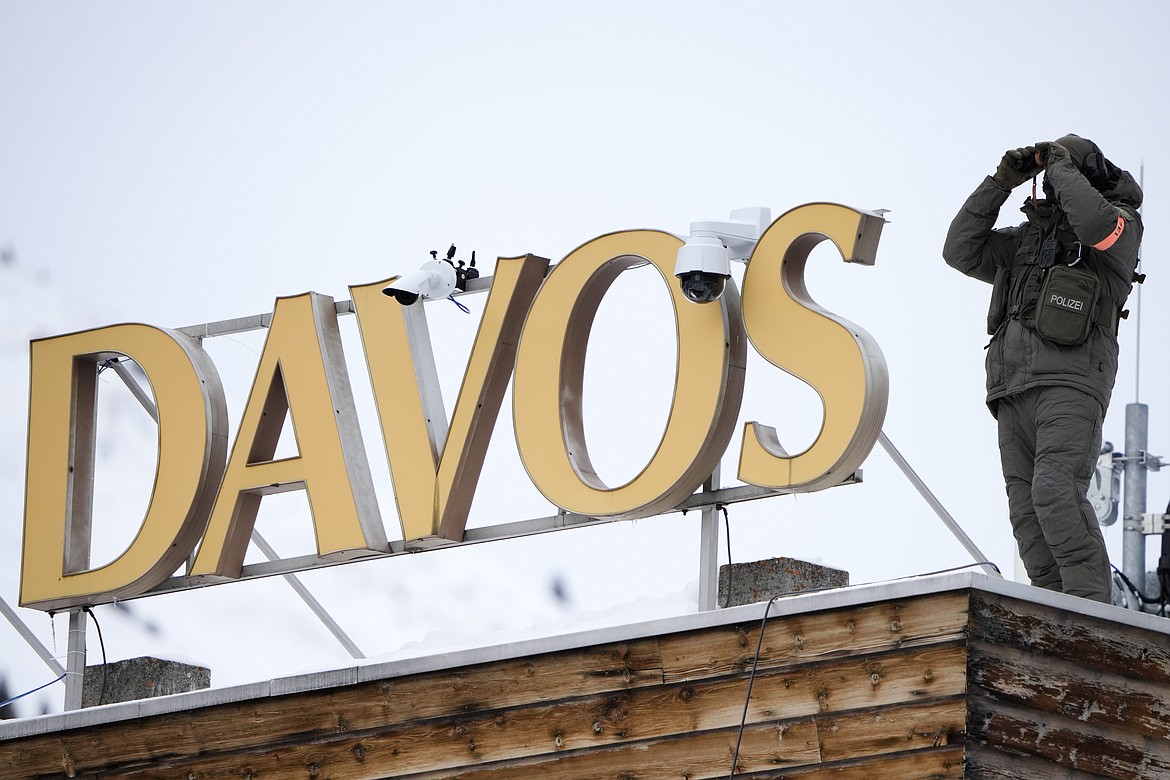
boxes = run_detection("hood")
[1054,133,1103,176]
[1104,165,1143,211]
[1055,133,1143,211]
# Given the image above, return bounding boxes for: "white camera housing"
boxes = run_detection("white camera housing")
[382,259,458,306]
[674,207,771,303]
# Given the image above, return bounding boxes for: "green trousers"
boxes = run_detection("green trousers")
[996,385,1112,603]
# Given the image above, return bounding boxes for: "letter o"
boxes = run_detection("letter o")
[513,230,745,518]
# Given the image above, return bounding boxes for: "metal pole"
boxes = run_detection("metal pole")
[251,531,366,659]
[108,359,158,422]
[878,431,1000,576]
[1119,164,1148,607]
[63,610,87,710]
[697,467,721,611]
[1135,162,1143,402]
[1123,403,1148,601]
[0,596,66,677]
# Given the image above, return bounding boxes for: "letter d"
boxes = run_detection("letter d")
[21,325,227,611]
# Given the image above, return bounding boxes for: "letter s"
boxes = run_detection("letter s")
[738,203,888,491]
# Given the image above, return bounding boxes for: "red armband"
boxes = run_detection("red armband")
[1092,214,1125,251]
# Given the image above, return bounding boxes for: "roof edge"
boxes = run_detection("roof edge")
[4,570,1166,741]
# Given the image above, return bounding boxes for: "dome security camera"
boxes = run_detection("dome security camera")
[382,259,457,305]
[674,208,770,304]
[675,233,731,304]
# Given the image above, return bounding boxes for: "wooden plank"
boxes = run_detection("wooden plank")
[817,697,966,762]
[968,591,1170,686]
[743,745,965,779]
[0,639,665,780]
[414,700,967,780]
[970,640,1170,744]
[969,696,1170,779]
[659,592,969,684]
[966,744,1110,780]
[106,644,967,779]
[208,722,820,780]
[112,721,823,780]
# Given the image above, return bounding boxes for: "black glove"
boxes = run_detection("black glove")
[1032,141,1070,169]
[993,146,1041,190]
[1040,140,1069,168]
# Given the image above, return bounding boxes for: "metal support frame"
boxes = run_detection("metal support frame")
[142,481,807,599]
[697,468,722,611]
[0,595,66,678]
[878,432,999,577]
[250,531,365,659]
[107,359,158,422]
[63,610,87,710]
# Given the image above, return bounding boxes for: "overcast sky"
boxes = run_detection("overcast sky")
[3,1,1170,716]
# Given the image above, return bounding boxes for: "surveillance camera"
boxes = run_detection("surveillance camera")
[382,259,457,305]
[675,234,730,303]
[674,208,770,303]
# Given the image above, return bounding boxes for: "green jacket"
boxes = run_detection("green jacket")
[943,156,1143,415]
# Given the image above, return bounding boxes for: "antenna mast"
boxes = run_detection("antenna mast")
[1135,162,1144,402]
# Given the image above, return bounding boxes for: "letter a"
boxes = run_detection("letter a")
[191,293,387,579]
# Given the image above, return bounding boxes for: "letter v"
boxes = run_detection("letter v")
[350,255,548,543]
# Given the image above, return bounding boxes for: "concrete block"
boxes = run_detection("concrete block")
[718,557,849,607]
[83,657,210,708]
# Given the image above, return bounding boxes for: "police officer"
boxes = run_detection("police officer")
[943,134,1143,603]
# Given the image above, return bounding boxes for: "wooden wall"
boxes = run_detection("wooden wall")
[966,590,1170,779]
[3,579,1168,779]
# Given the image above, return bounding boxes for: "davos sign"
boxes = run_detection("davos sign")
[20,203,889,611]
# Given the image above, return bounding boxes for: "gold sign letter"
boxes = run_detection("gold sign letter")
[350,255,549,543]
[513,230,745,518]
[21,325,228,610]
[190,293,387,578]
[738,203,888,490]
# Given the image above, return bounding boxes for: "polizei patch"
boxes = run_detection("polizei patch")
[1035,264,1100,346]
[1049,293,1086,312]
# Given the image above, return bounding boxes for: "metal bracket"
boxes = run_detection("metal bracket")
[1140,513,1170,535]
[1144,452,1165,472]
[1115,450,1164,472]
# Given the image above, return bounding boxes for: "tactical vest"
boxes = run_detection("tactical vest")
[987,210,1119,345]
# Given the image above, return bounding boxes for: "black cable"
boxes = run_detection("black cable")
[1157,500,1170,615]
[83,607,108,706]
[1160,569,1170,617]
[1109,563,1165,612]
[897,561,1003,579]
[728,593,782,778]
[725,560,1001,777]
[1111,565,1165,607]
